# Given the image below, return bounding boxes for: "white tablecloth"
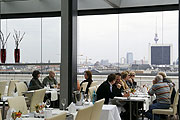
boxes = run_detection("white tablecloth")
[114,96,151,110]
[100,105,121,120]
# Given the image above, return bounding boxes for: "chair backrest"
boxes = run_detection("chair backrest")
[8,96,28,114]
[169,87,174,99]
[172,89,179,115]
[8,80,19,96]
[0,109,2,120]
[75,105,93,120]
[88,86,97,100]
[0,81,8,96]
[90,99,105,120]
[15,82,28,96]
[46,112,66,120]
[30,89,46,112]
[81,82,88,92]
[90,81,98,87]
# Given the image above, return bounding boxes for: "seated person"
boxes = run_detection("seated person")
[145,75,171,120]
[96,74,116,104]
[128,71,137,88]
[28,70,44,91]
[80,71,93,94]
[112,73,129,97]
[158,72,176,104]
[120,71,129,90]
[43,71,58,88]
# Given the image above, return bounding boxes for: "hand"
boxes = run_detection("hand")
[123,91,130,97]
[120,81,124,86]
[117,84,121,89]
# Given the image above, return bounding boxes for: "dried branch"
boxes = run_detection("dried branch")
[0,31,11,49]
[13,30,25,49]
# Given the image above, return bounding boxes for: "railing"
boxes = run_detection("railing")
[0,73,178,90]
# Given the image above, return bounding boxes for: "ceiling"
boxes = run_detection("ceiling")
[0,0,178,15]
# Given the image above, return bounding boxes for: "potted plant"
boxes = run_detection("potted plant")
[13,30,25,63]
[0,31,10,63]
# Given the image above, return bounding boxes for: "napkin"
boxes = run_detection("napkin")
[68,102,76,113]
[51,91,58,101]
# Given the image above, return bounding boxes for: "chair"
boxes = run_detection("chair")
[0,81,8,96]
[75,105,93,120]
[7,80,19,96]
[90,99,105,120]
[46,112,66,120]
[15,82,28,96]
[169,87,174,98]
[90,81,98,87]
[0,110,2,120]
[8,96,28,114]
[88,86,97,100]
[152,89,179,120]
[30,89,46,112]
[81,82,88,92]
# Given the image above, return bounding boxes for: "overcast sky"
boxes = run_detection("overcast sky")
[1,10,178,64]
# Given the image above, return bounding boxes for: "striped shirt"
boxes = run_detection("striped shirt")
[148,82,170,104]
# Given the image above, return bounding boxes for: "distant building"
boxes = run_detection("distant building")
[120,57,126,64]
[126,52,133,64]
[149,44,173,65]
[100,59,109,66]
[133,60,148,64]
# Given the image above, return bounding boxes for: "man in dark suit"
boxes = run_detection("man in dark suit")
[96,74,116,104]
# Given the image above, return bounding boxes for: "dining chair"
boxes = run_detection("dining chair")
[81,82,88,92]
[75,105,93,120]
[15,82,28,96]
[0,81,8,96]
[152,89,179,120]
[7,80,19,96]
[90,99,105,120]
[8,96,28,114]
[90,81,98,87]
[46,112,66,120]
[30,89,46,112]
[88,86,97,100]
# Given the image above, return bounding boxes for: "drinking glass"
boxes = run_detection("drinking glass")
[45,99,51,108]
[61,98,66,111]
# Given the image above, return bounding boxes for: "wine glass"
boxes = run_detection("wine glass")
[61,98,66,111]
[45,99,51,108]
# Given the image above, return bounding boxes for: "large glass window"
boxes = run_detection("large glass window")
[77,11,178,88]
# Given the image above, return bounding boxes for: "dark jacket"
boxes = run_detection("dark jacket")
[112,84,123,97]
[96,80,115,104]
[126,80,137,88]
[80,78,93,94]
[42,76,58,88]
[28,78,44,91]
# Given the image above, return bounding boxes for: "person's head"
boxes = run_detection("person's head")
[84,71,92,80]
[121,71,129,81]
[158,72,166,79]
[32,70,40,79]
[154,75,163,83]
[107,74,116,85]
[130,71,136,79]
[115,73,121,84]
[49,71,55,78]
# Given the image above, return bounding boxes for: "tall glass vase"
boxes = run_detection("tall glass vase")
[1,49,6,63]
[14,49,20,63]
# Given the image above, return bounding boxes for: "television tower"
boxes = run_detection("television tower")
[154,18,159,44]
